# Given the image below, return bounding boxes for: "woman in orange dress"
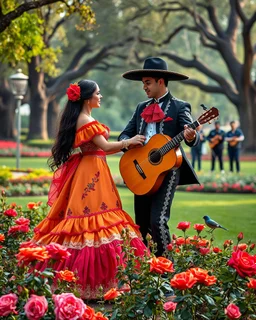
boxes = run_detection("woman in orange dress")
[33,80,147,299]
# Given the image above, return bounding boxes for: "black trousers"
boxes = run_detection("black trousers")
[134,169,180,257]
[191,146,202,171]
[228,147,240,172]
[211,147,224,171]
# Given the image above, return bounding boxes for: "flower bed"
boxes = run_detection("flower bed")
[177,173,256,193]
[0,140,51,157]
[113,173,256,194]
[0,192,255,319]
[1,167,256,196]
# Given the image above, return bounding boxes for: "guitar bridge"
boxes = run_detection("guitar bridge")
[133,160,146,179]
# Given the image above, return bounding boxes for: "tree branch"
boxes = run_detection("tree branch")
[234,0,247,23]
[198,3,224,37]
[47,37,135,97]
[160,51,239,104]
[0,0,66,33]
[226,0,240,38]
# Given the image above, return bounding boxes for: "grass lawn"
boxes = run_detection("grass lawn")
[8,189,256,247]
[1,156,255,175]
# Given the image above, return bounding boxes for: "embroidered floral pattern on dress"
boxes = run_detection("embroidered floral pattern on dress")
[82,172,100,199]
[67,208,72,216]
[59,210,64,218]
[100,202,108,210]
[83,206,90,215]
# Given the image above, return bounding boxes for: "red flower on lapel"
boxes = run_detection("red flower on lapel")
[163,117,173,122]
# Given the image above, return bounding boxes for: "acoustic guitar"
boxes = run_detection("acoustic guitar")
[229,139,239,147]
[209,134,222,149]
[119,107,219,196]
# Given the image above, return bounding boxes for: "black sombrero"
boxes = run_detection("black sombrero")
[122,57,189,81]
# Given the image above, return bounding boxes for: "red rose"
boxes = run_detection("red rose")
[193,223,205,233]
[166,243,173,251]
[213,247,222,253]
[15,217,30,226]
[224,239,233,248]
[237,232,243,240]
[175,237,186,246]
[103,288,120,301]
[46,243,71,261]
[27,202,37,210]
[177,221,190,232]
[170,271,197,290]
[227,250,256,278]
[225,303,241,319]
[66,83,81,102]
[149,257,174,274]
[199,247,210,255]
[250,243,255,250]
[247,278,256,289]
[58,270,77,283]
[80,305,95,319]
[4,209,17,217]
[233,243,248,251]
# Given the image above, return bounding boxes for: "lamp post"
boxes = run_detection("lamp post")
[9,69,29,169]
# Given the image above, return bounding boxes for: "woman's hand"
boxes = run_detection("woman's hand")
[128,135,146,147]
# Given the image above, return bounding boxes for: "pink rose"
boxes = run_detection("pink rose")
[225,303,241,319]
[24,295,48,320]
[163,301,177,312]
[199,247,210,255]
[53,293,86,320]
[0,293,18,316]
[15,217,30,225]
[46,243,71,261]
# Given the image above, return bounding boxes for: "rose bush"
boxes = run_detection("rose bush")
[0,191,108,319]
[1,191,256,319]
[101,224,256,319]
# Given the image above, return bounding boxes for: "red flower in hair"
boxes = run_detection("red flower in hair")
[66,83,81,101]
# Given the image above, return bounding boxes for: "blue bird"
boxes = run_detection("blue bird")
[203,215,228,232]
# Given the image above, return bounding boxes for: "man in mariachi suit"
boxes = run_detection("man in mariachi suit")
[118,57,200,257]
[225,120,244,173]
[207,121,226,173]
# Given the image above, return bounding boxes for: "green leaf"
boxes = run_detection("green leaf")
[143,305,153,317]
[204,294,216,306]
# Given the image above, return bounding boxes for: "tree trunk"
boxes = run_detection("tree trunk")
[0,82,15,139]
[27,56,48,140]
[237,86,256,153]
[47,99,60,139]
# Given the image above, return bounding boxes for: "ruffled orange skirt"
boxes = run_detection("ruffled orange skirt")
[33,154,147,299]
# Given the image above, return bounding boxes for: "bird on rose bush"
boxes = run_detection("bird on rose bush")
[203,215,228,233]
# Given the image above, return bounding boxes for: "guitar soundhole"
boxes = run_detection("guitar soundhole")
[149,149,162,165]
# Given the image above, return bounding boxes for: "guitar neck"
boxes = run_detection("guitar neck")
[159,120,200,156]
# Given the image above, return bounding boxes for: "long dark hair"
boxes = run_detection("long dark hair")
[48,79,97,171]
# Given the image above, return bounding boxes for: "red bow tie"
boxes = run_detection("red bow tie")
[141,103,165,123]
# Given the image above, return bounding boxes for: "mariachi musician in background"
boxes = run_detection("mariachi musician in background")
[225,120,244,173]
[207,121,226,173]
